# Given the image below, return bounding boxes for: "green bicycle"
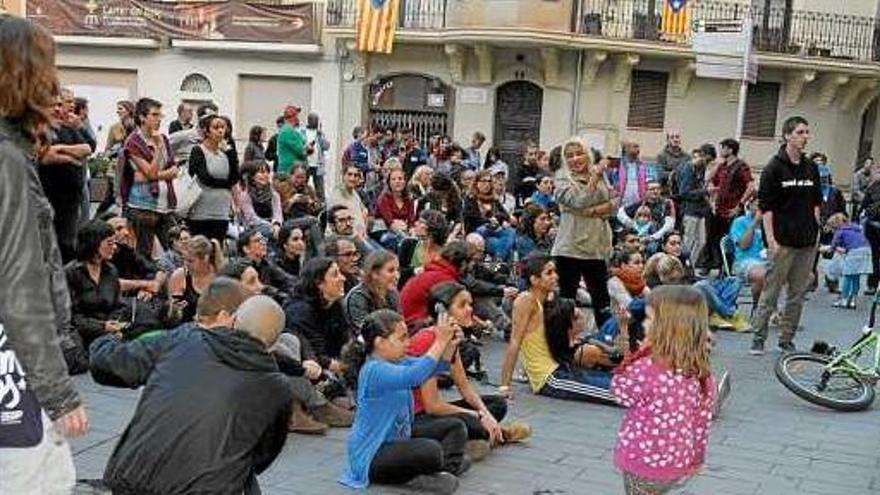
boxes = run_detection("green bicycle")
[775,292,880,412]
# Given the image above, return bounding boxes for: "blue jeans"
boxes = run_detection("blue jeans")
[841,274,861,299]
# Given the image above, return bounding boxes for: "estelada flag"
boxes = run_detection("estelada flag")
[356,0,401,54]
[660,0,690,42]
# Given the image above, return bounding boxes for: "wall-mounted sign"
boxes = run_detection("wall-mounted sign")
[426,93,446,108]
[460,87,488,105]
[27,0,314,43]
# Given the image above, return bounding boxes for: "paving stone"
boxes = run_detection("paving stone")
[71,284,880,494]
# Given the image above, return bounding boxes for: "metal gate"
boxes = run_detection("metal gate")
[369,109,448,148]
[494,81,543,174]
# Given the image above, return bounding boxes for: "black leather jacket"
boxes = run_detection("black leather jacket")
[0,118,82,420]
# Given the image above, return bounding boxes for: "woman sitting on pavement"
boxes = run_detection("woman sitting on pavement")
[499,254,616,403]
[339,309,465,492]
[284,257,352,380]
[607,249,649,310]
[513,203,555,259]
[168,235,225,323]
[156,224,190,274]
[398,209,453,287]
[273,221,313,278]
[463,169,517,261]
[232,159,283,236]
[408,282,531,461]
[344,250,401,335]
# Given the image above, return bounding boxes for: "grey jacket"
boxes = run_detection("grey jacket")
[551,166,613,261]
[0,118,81,420]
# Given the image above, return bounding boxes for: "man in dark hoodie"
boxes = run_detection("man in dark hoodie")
[89,285,293,494]
[749,116,821,355]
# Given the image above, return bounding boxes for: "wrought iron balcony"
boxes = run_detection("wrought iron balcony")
[326,0,447,30]
[574,0,880,63]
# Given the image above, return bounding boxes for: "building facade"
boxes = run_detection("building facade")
[8,0,880,185]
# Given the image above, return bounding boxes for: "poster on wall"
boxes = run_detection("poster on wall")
[27,0,314,43]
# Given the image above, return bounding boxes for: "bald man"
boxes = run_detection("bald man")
[89,286,293,494]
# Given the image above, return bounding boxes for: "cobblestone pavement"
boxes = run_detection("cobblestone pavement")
[71,286,880,494]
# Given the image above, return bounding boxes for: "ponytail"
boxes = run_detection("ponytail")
[342,309,403,390]
[210,238,226,272]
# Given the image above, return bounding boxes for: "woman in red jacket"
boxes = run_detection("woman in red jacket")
[374,165,415,251]
[400,241,470,329]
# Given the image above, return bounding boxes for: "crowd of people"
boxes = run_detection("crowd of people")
[1,15,869,495]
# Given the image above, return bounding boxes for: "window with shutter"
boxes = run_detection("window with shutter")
[627,70,669,130]
[743,82,781,138]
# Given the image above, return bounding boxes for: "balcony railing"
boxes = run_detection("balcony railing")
[326,0,447,30]
[325,0,880,64]
[575,0,880,62]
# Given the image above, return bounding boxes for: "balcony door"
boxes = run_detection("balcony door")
[752,0,792,53]
[494,81,543,175]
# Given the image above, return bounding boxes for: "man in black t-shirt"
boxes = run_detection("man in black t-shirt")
[38,89,95,262]
[749,116,822,355]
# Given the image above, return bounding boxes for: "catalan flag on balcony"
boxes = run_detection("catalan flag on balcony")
[356,0,401,54]
[660,0,691,43]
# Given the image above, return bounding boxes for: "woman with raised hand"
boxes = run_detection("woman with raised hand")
[340,309,464,493]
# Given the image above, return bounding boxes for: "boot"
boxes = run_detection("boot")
[500,421,531,444]
[312,401,354,428]
[288,403,328,435]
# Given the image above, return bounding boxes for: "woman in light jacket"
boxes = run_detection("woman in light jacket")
[550,137,614,327]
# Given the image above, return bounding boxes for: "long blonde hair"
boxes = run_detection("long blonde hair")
[645,285,711,384]
[187,235,226,273]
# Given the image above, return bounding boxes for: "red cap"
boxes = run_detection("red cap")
[283,105,301,121]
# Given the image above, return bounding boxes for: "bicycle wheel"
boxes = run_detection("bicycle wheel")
[775,352,875,412]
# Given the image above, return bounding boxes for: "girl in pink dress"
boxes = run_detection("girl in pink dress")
[612,285,715,494]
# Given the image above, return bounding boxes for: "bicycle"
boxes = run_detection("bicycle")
[774,291,880,411]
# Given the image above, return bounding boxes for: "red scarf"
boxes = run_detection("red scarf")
[613,264,646,296]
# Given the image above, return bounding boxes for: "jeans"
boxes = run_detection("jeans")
[369,416,467,484]
[682,214,707,264]
[127,208,174,259]
[841,274,862,299]
[538,366,616,404]
[555,256,612,327]
[415,395,508,441]
[0,410,75,495]
[751,245,816,345]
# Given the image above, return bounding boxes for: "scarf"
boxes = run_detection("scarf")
[247,177,274,219]
[118,130,176,208]
[613,264,646,296]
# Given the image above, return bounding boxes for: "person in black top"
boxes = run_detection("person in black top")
[238,227,296,292]
[89,293,293,495]
[749,116,822,355]
[168,235,224,323]
[38,89,94,262]
[167,103,193,134]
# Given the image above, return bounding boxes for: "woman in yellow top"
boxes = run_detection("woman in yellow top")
[499,254,616,403]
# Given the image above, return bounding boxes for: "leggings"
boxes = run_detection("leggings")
[415,395,508,441]
[369,416,467,485]
[187,219,229,244]
[538,366,616,404]
[555,256,612,327]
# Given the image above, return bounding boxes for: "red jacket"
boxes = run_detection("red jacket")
[374,191,415,229]
[400,259,458,324]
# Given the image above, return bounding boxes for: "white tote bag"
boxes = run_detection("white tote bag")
[173,166,202,216]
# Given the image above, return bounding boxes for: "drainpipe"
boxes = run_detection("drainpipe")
[570,0,584,137]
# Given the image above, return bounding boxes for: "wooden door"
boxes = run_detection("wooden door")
[493,81,543,175]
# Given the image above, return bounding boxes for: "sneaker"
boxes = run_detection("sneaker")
[312,401,354,427]
[847,298,858,310]
[406,472,460,494]
[749,339,765,355]
[464,440,491,462]
[832,298,847,308]
[513,368,529,384]
[778,341,797,353]
[713,370,731,417]
[500,421,532,444]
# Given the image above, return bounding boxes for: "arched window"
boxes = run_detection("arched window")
[180,73,213,93]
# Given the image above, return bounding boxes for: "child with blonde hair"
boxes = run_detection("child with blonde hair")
[612,285,715,494]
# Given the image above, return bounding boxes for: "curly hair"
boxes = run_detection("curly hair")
[0,16,59,146]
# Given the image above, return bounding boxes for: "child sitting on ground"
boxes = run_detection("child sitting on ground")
[825,213,873,309]
[612,285,715,495]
